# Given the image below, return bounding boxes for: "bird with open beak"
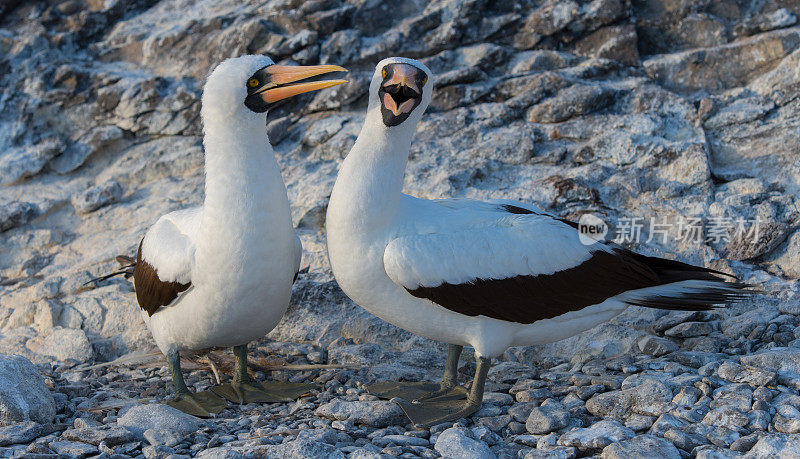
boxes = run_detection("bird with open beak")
[325,56,750,427]
[104,55,347,417]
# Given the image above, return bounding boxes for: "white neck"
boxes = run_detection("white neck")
[328,106,416,233]
[195,113,294,275]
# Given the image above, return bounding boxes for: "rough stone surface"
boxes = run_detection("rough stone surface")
[601,434,681,458]
[434,426,496,459]
[0,1,798,457]
[526,399,570,434]
[0,355,55,426]
[559,420,635,450]
[117,404,200,440]
[314,400,406,428]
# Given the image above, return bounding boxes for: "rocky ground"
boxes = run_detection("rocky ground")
[2,0,800,457]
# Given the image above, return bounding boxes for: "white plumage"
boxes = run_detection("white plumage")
[141,55,299,354]
[326,57,746,425]
[119,55,347,415]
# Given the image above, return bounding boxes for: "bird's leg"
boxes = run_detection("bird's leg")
[165,349,226,418]
[366,344,467,402]
[211,343,314,404]
[394,355,491,428]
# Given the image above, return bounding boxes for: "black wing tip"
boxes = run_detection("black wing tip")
[627,280,759,311]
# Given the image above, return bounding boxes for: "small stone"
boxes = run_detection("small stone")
[748,434,800,456]
[524,446,578,458]
[49,440,98,457]
[586,381,673,420]
[600,434,680,458]
[664,428,709,452]
[716,361,776,386]
[637,335,678,357]
[314,399,405,428]
[558,420,635,450]
[434,426,496,459]
[729,433,759,452]
[526,399,570,434]
[664,322,713,338]
[372,434,429,447]
[706,426,740,448]
[773,405,800,433]
[0,422,46,446]
[508,402,536,422]
[625,414,655,432]
[487,361,537,383]
[62,425,133,446]
[702,407,749,428]
[476,415,511,432]
[0,355,56,426]
[144,426,188,447]
[117,404,200,440]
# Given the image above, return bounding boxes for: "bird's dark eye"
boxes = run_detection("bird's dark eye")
[381,69,387,79]
[248,78,260,88]
[421,76,427,86]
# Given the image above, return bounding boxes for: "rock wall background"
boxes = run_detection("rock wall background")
[0,0,798,370]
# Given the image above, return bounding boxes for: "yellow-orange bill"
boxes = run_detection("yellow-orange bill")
[265,64,348,86]
[260,79,348,103]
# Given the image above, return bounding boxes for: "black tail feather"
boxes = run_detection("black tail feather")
[84,255,136,286]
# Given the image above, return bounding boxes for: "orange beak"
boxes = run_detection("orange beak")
[254,64,348,103]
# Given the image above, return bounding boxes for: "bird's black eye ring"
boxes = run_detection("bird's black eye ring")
[248,78,260,88]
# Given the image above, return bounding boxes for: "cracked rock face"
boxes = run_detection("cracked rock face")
[0,0,799,457]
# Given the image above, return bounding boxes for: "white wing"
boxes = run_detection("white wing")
[383,213,600,290]
[140,207,201,285]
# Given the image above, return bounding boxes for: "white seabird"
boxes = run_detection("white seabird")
[116,55,346,416]
[325,57,749,426]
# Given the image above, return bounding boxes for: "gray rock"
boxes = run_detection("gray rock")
[746,434,800,457]
[117,404,200,440]
[664,322,714,338]
[643,28,800,91]
[526,399,570,434]
[488,361,538,383]
[269,437,346,458]
[637,335,679,357]
[62,425,134,446]
[0,202,39,232]
[71,180,123,214]
[558,420,635,450]
[694,445,743,458]
[0,355,55,426]
[26,327,93,362]
[740,348,800,388]
[523,446,578,458]
[664,427,710,451]
[314,400,406,428]
[0,421,46,446]
[586,381,673,420]
[434,426,496,459]
[49,440,99,457]
[722,306,780,339]
[716,361,776,386]
[0,140,62,185]
[601,434,680,458]
[702,407,749,429]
